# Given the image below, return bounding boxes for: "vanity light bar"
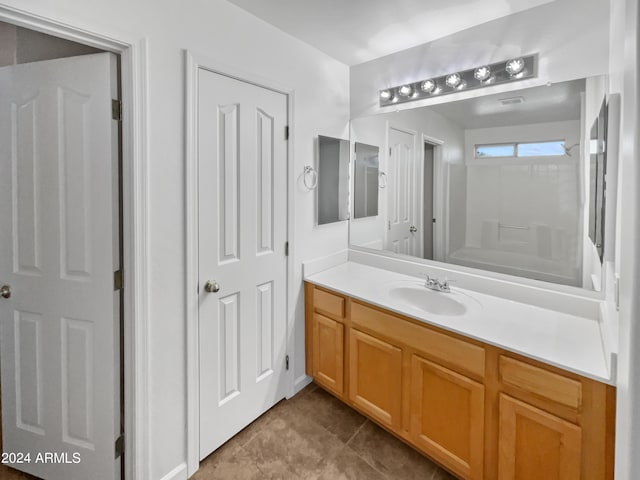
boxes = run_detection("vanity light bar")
[379,54,537,107]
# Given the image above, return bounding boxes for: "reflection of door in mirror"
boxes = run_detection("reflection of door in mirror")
[388,127,418,255]
[423,143,435,260]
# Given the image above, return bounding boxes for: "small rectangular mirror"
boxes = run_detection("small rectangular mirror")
[353,142,379,218]
[317,135,349,225]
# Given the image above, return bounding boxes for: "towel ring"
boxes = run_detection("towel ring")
[378,171,388,189]
[303,166,318,190]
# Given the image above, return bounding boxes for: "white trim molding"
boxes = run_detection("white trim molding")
[158,463,188,480]
[184,50,296,477]
[0,6,150,480]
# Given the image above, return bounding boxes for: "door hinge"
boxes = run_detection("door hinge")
[285,241,289,256]
[115,434,124,458]
[389,147,392,156]
[285,355,289,370]
[114,270,123,290]
[112,99,122,121]
[432,218,436,224]
[285,125,289,140]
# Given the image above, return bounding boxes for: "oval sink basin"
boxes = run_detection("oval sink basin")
[388,286,468,316]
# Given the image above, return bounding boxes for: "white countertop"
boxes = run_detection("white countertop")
[305,261,613,384]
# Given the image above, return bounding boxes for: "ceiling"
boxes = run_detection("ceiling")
[226,0,555,66]
[427,79,585,129]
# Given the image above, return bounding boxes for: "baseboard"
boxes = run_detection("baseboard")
[290,374,312,398]
[159,462,188,480]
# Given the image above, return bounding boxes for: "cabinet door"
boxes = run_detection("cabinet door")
[349,329,402,429]
[410,355,485,480]
[498,394,582,480]
[312,313,344,396]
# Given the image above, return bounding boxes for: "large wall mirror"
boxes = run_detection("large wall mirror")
[350,75,616,292]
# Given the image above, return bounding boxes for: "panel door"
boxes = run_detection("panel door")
[387,126,418,256]
[410,355,484,479]
[498,394,582,480]
[0,53,120,480]
[198,70,288,459]
[312,314,344,396]
[349,329,402,429]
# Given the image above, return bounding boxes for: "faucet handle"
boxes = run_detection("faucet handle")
[441,279,456,292]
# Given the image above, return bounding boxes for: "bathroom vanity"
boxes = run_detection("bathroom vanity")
[304,262,615,480]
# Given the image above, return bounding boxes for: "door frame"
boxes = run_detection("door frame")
[421,134,446,262]
[0,5,150,480]
[184,50,295,478]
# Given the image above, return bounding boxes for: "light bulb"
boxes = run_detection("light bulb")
[398,84,413,97]
[506,58,525,76]
[380,89,392,100]
[421,79,436,94]
[474,66,491,81]
[445,73,462,88]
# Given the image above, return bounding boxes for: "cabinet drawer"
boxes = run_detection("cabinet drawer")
[314,288,346,320]
[351,301,485,378]
[499,356,582,411]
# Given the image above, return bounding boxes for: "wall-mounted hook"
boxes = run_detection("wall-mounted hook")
[303,166,318,190]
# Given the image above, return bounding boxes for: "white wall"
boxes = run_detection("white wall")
[609,0,640,478]
[350,106,465,259]
[350,0,610,118]
[0,1,350,479]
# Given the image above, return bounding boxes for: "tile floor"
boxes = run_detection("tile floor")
[193,382,457,480]
[0,383,457,480]
[0,464,39,479]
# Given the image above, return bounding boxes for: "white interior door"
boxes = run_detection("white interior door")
[387,126,418,255]
[0,53,120,480]
[198,70,288,459]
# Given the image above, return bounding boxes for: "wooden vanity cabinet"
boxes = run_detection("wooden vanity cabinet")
[410,355,485,479]
[312,313,344,396]
[349,328,403,429]
[304,282,615,480]
[498,394,582,480]
[305,284,346,397]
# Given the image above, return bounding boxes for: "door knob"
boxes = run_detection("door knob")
[409,225,418,233]
[204,280,220,293]
[0,285,10,299]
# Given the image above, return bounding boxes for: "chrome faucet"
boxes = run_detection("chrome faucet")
[422,274,452,293]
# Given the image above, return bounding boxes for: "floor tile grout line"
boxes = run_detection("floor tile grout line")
[345,418,369,446]
[344,420,396,480]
